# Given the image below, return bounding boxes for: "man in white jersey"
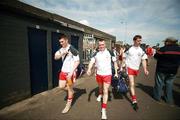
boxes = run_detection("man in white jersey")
[87,40,118,120]
[54,34,80,113]
[123,35,149,110]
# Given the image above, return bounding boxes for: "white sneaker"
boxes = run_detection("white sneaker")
[101,109,107,119]
[61,102,71,114]
[96,95,102,102]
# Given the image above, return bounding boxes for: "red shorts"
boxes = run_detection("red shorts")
[59,72,76,82]
[96,74,112,84]
[127,67,139,76]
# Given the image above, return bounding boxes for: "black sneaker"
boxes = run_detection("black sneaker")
[132,102,139,111]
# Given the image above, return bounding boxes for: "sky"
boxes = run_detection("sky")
[20,0,180,46]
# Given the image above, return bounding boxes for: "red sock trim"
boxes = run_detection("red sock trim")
[131,95,137,101]
[102,103,107,109]
[67,97,73,101]
[68,97,73,100]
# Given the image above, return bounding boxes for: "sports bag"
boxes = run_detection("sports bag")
[117,71,128,93]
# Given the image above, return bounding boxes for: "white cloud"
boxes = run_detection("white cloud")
[79,20,90,26]
[19,0,180,46]
[102,28,116,34]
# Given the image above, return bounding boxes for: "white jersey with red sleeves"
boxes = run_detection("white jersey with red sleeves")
[124,46,147,70]
[55,44,79,73]
[90,48,116,75]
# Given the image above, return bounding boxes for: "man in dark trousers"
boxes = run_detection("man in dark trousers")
[153,37,180,105]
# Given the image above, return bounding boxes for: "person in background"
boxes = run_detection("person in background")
[146,45,154,65]
[112,47,119,61]
[119,45,126,70]
[153,37,180,105]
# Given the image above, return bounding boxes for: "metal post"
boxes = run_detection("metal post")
[121,21,127,44]
[125,22,127,44]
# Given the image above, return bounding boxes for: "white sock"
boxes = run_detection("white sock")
[101,108,107,119]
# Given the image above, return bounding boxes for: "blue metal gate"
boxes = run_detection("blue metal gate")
[28,27,48,95]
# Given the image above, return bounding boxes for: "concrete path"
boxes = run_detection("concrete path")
[0,59,180,120]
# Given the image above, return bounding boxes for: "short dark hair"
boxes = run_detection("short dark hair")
[60,34,68,40]
[133,35,142,41]
[99,39,105,42]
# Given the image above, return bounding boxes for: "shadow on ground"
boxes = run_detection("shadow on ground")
[136,83,180,107]
[87,87,113,102]
[64,87,87,107]
[174,83,180,89]
[88,87,99,102]
[111,87,132,104]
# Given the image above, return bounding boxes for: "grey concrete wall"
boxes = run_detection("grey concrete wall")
[0,11,31,108]
[0,10,83,109]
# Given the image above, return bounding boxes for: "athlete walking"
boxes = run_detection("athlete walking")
[87,39,118,119]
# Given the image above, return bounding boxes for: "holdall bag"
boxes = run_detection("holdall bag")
[111,76,118,88]
[117,71,128,93]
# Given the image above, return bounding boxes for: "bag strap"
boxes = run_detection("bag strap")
[62,47,70,62]
[62,53,68,62]
[62,45,78,63]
